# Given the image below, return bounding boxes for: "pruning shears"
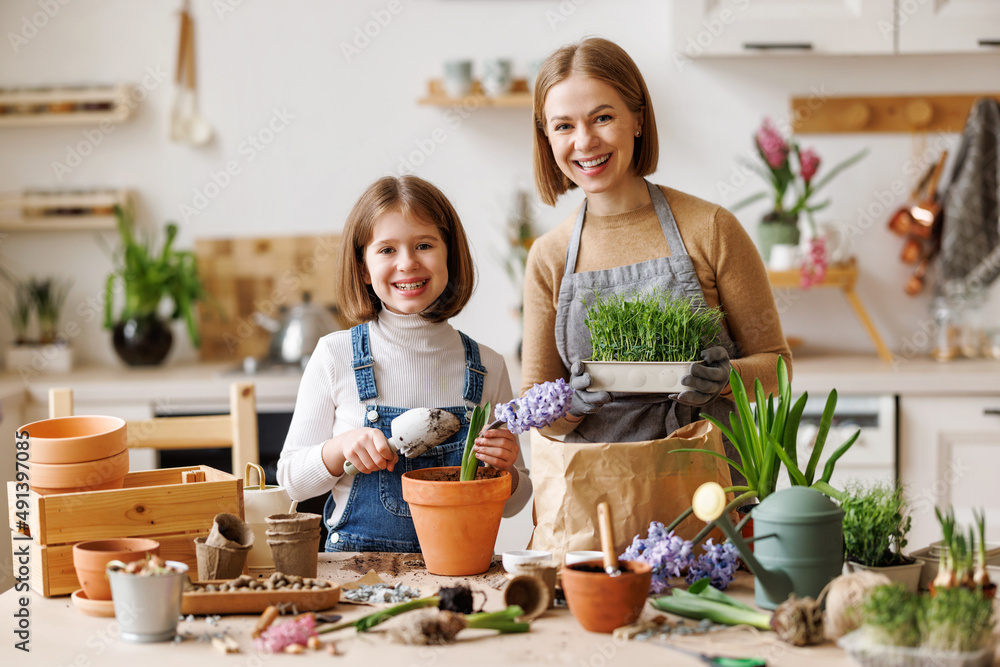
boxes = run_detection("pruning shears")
[648,642,766,667]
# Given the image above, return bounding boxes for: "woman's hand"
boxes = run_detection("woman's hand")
[672,346,732,406]
[321,427,398,476]
[474,427,519,471]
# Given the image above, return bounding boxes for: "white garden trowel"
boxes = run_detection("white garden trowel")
[343,408,461,476]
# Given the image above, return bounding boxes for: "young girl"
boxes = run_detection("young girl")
[277,175,531,553]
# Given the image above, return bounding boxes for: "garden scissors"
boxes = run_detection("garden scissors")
[651,643,766,667]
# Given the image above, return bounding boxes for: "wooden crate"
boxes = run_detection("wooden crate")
[7,465,243,597]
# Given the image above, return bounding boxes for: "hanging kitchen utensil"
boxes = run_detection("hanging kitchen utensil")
[168,7,191,143]
[252,292,342,367]
[596,501,621,577]
[179,11,213,146]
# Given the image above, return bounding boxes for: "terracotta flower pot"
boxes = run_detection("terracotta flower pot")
[72,538,160,601]
[401,466,512,576]
[30,449,130,495]
[20,415,126,464]
[560,559,653,633]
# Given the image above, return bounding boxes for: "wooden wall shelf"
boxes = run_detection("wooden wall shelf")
[791,93,1000,134]
[418,79,532,108]
[0,85,133,127]
[0,189,131,231]
[768,257,893,364]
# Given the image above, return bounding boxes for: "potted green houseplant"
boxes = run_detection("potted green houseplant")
[581,289,724,393]
[103,205,209,366]
[3,275,73,374]
[841,480,923,591]
[668,356,861,543]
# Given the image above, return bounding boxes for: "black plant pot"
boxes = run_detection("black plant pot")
[112,316,173,366]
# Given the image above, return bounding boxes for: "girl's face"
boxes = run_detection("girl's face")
[363,210,449,316]
[543,74,642,199]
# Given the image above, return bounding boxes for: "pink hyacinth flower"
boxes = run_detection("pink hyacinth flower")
[755,119,788,169]
[254,614,317,653]
[799,237,828,288]
[799,148,821,184]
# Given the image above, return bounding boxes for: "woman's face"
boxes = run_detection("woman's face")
[363,210,449,316]
[543,74,642,199]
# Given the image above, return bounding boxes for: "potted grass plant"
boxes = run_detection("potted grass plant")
[3,275,73,374]
[582,289,724,393]
[841,481,923,592]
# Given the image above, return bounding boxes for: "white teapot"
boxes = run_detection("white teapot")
[244,462,297,571]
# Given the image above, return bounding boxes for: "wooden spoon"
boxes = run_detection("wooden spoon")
[597,501,620,577]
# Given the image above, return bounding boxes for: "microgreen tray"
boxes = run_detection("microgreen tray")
[837,629,995,667]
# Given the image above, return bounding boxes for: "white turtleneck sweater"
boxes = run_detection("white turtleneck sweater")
[277,309,532,529]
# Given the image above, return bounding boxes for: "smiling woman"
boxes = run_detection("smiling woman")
[520,40,792,553]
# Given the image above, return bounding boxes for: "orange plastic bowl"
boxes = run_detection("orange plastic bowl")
[20,415,126,464]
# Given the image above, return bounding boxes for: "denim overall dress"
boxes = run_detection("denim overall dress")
[554,180,739,451]
[323,322,486,552]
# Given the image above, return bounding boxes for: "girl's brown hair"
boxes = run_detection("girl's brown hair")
[338,175,476,326]
[532,37,659,206]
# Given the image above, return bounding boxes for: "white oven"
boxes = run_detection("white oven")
[777,394,897,490]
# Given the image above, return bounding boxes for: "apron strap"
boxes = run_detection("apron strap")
[458,331,486,406]
[563,180,688,277]
[350,323,378,402]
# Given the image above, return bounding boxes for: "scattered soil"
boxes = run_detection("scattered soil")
[406,468,506,482]
[340,553,417,578]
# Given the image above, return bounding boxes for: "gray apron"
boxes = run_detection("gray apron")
[555,180,739,452]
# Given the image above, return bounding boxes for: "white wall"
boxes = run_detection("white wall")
[1,0,998,367]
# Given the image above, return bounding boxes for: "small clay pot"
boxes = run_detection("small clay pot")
[194,537,250,580]
[31,449,130,495]
[560,559,653,633]
[72,538,160,601]
[20,415,126,464]
[504,575,550,621]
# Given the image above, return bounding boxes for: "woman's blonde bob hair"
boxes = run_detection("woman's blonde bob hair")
[532,37,659,206]
[338,175,475,327]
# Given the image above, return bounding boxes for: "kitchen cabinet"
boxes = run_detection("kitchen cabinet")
[898,0,1000,54]
[899,394,1000,551]
[672,0,895,57]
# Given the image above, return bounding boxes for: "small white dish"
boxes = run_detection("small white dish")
[564,550,603,567]
[502,550,552,574]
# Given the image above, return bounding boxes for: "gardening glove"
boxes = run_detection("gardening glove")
[671,346,731,407]
[568,360,611,416]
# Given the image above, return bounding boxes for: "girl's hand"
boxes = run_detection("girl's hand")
[473,428,519,471]
[322,427,397,476]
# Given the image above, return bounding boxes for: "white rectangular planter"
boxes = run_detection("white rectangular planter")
[4,343,73,374]
[581,360,698,393]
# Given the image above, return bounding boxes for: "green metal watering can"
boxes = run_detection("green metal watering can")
[693,482,844,610]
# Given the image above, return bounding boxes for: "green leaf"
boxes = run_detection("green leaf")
[671,448,748,481]
[820,428,860,484]
[768,432,807,485]
[805,389,838,485]
[782,393,808,469]
[809,148,869,194]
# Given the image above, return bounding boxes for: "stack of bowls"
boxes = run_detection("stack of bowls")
[22,415,129,494]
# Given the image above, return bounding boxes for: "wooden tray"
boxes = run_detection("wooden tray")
[181,579,341,615]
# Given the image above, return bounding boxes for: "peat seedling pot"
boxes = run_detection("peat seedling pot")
[560,559,653,633]
[401,466,511,576]
[264,512,323,577]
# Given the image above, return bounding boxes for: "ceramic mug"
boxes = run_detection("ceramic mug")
[481,58,513,96]
[814,222,851,265]
[443,59,473,98]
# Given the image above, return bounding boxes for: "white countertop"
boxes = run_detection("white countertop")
[1,351,997,411]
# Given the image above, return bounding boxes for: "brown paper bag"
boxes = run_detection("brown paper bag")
[527,419,732,562]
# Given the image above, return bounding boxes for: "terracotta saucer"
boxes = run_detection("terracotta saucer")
[71,589,115,617]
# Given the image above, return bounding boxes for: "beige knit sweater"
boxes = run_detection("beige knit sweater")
[521,185,792,435]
